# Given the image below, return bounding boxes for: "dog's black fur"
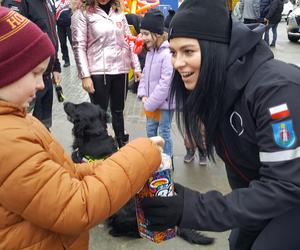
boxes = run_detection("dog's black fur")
[64,102,118,162]
[64,101,214,245]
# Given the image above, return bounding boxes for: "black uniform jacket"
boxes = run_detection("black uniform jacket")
[180,19,300,232]
[2,0,61,75]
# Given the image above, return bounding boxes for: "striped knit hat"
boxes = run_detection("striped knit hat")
[0,7,55,88]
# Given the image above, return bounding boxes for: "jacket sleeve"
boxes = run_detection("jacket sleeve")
[122,13,141,72]
[71,9,91,79]
[144,51,173,112]
[137,55,149,99]
[265,0,279,20]
[0,134,161,236]
[179,77,300,232]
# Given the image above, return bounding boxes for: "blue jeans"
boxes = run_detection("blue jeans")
[146,110,173,156]
[264,23,278,45]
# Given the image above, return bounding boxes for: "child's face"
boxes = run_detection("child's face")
[140,29,156,49]
[169,37,201,90]
[0,57,50,108]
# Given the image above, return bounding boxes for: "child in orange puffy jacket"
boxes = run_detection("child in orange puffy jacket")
[0,7,163,249]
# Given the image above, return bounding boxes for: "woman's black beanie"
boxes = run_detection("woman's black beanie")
[169,0,231,44]
[140,9,164,35]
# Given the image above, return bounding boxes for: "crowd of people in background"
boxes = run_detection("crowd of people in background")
[235,0,285,47]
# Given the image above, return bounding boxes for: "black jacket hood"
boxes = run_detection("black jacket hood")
[222,19,274,113]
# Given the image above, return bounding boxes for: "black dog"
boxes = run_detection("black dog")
[64,101,214,245]
[64,102,118,162]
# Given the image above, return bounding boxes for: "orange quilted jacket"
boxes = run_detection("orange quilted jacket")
[0,101,161,249]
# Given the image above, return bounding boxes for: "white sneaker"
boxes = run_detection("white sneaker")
[199,153,208,165]
[184,149,195,163]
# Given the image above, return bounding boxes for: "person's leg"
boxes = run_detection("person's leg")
[66,25,72,48]
[198,148,209,165]
[57,25,69,67]
[264,25,271,45]
[146,117,159,138]
[110,74,128,147]
[270,23,278,47]
[198,122,208,165]
[252,204,300,250]
[90,75,111,112]
[158,110,173,156]
[32,76,48,126]
[228,228,261,250]
[32,75,53,129]
[183,134,196,163]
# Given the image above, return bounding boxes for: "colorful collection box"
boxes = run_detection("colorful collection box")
[135,153,176,243]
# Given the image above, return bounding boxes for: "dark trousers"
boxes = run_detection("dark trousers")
[89,74,128,140]
[32,75,53,129]
[229,204,300,250]
[57,25,72,62]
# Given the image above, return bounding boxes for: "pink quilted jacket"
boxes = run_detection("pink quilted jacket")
[71,6,141,78]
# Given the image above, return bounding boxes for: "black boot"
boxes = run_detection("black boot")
[63,60,70,67]
[112,111,128,148]
[116,133,129,148]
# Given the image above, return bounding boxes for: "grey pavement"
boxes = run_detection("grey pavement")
[50,21,300,250]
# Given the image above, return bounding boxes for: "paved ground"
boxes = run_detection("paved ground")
[50,21,300,250]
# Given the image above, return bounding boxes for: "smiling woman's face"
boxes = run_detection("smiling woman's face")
[169,37,201,90]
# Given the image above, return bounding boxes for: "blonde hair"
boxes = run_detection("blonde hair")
[144,31,168,51]
[72,0,123,12]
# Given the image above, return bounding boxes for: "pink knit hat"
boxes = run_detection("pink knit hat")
[0,7,55,88]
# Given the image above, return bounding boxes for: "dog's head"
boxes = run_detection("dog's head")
[64,102,110,137]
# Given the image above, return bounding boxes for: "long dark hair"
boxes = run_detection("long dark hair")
[170,40,229,159]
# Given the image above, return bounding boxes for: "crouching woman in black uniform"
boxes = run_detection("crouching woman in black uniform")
[141,0,300,249]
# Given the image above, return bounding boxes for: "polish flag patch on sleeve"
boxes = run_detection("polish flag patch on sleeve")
[269,103,290,120]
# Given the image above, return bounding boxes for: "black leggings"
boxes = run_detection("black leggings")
[89,74,128,139]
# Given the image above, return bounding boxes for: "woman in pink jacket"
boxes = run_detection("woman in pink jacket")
[71,0,141,148]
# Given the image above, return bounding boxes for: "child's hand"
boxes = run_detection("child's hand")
[134,71,142,82]
[150,136,165,149]
[142,96,148,104]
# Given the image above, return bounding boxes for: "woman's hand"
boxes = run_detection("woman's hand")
[150,136,165,149]
[82,77,95,94]
[141,183,185,231]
